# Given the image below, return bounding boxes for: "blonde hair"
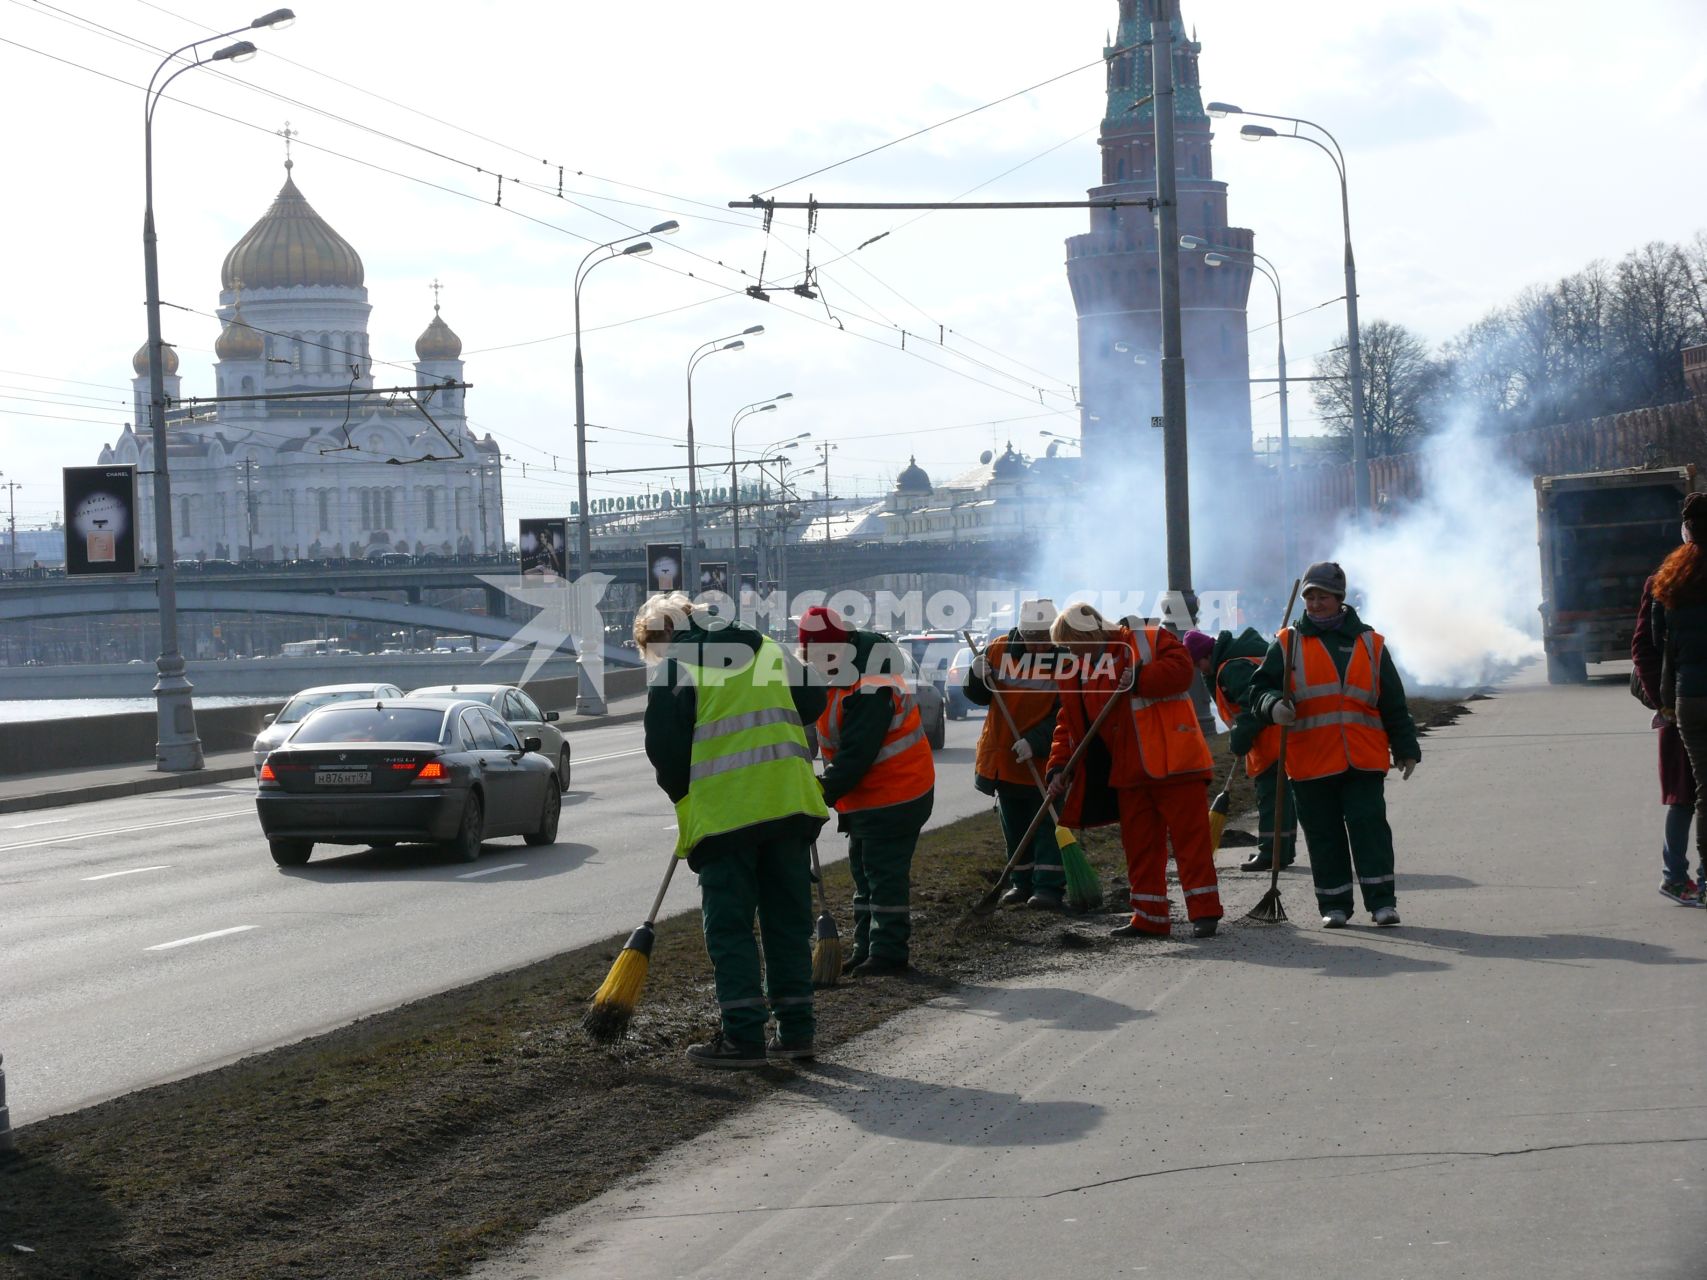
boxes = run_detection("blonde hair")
[1050,601,1115,646]
[633,591,695,657]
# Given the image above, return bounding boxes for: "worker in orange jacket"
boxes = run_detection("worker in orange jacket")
[1045,603,1222,939]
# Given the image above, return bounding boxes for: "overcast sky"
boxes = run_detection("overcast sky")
[3,0,1704,531]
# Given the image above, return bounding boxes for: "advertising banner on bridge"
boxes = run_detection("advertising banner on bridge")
[62,465,138,576]
[518,518,568,577]
[646,542,684,594]
[739,572,757,597]
[698,561,728,595]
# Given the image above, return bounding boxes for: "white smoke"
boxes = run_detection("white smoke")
[1332,413,1543,688]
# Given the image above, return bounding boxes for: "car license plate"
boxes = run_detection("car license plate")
[316,769,371,786]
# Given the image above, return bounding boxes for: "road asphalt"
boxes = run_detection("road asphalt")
[469,664,1707,1280]
[0,706,994,1123]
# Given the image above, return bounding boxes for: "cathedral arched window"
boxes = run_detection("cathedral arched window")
[1116,157,1126,181]
[382,490,395,529]
[1189,153,1200,177]
[240,376,255,395]
[179,497,192,536]
[424,488,438,529]
[317,491,331,532]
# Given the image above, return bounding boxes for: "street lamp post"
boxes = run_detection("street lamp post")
[728,395,792,619]
[143,6,295,771]
[1209,100,1370,519]
[686,326,762,593]
[1184,233,1296,575]
[571,219,676,714]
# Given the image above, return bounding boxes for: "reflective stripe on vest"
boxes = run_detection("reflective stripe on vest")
[1213,653,1281,777]
[817,672,934,812]
[1280,628,1390,782]
[1125,626,1213,780]
[674,634,830,856]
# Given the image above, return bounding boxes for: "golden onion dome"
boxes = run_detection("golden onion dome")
[220,162,364,291]
[214,307,265,361]
[132,340,180,376]
[415,306,463,360]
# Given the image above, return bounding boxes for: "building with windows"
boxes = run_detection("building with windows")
[98,160,503,562]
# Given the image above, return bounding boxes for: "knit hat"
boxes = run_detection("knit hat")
[1301,561,1347,599]
[1684,492,1707,535]
[1182,629,1215,665]
[798,604,850,649]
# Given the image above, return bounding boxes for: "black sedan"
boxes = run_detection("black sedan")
[256,698,560,867]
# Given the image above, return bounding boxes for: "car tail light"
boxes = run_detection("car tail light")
[415,760,447,781]
[259,762,276,782]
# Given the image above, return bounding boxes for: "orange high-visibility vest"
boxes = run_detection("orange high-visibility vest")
[1277,627,1391,781]
[974,634,1059,785]
[1127,626,1214,780]
[818,673,935,812]
[1213,655,1281,777]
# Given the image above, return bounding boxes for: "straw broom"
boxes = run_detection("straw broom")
[1207,754,1242,854]
[1245,579,1302,925]
[582,849,680,1043]
[808,840,843,987]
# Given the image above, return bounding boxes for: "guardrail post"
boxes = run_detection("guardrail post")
[0,1049,14,1154]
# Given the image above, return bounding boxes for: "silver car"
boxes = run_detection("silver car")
[253,683,405,774]
[406,684,570,789]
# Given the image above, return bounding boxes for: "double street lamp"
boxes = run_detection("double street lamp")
[1181,234,1296,573]
[686,326,763,589]
[1207,101,1370,519]
[143,7,295,771]
[571,218,678,713]
[728,395,794,617]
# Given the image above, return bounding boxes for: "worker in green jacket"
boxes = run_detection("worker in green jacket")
[639,593,830,1067]
[1246,563,1421,927]
[800,605,935,977]
[1184,625,1299,873]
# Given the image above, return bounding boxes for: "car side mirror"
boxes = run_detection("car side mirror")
[545,710,560,722]
[523,735,542,753]
[262,712,276,725]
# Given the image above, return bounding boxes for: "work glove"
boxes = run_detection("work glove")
[1270,699,1297,726]
[1394,758,1418,781]
[1045,768,1068,800]
[1011,739,1035,764]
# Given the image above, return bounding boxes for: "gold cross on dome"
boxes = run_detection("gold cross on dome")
[431,277,443,312]
[277,120,296,166]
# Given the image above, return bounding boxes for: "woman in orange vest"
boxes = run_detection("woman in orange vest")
[1045,603,1223,939]
[801,606,936,977]
[966,599,1064,909]
[1247,562,1421,928]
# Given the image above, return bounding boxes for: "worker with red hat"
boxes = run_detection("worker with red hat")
[799,606,935,977]
[1182,625,1299,874]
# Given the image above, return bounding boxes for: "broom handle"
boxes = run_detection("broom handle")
[989,663,1131,889]
[808,840,830,914]
[1264,579,1304,896]
[965,630,1066,827]
[645,848,681,925]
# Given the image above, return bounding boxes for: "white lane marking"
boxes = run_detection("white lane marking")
[146,925,257,951]
[456,863,526,879]
[575,747,647,765]
[82,864,172,882]
[0,809,249,853]
[6,817,69,829]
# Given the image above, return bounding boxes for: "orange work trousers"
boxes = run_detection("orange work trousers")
[1116,780,1222,934]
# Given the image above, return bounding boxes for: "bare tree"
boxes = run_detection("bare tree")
[1311,319,1442,456]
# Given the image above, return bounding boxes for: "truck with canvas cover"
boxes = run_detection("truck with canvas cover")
[1534,464,1696,683]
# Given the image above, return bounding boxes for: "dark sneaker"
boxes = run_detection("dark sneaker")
[1026,888,1066,912]
[685,1033,766,1070]
[766,1035,815,1061]
[1191,916,1219,938]
[851,955,912,978]
[1372,906,1401,927]
[1659,880,1701,907]
[998,886,1030,908]
[1321,909,1349,929]
[1239,853,1273,873]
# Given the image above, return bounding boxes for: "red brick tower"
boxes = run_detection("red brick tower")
[1066,2,1255,478]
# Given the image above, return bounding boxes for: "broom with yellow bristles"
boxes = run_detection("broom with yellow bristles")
[582,849,681,1043]
[1207,754,1242,854]
[808,841,843,986]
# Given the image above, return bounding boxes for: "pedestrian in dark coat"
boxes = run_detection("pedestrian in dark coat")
[1649,492,1707,905]
[1634,572,1698,905]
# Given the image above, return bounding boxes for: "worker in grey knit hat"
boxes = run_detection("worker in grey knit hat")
[1246,562,1421,928]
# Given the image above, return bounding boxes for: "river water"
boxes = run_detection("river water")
[0,697,276,724]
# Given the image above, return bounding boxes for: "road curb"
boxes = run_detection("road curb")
[0,765,258,817]
[555,708,647,735]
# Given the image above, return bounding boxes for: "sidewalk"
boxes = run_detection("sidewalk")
[471,664,1707,1280]
[0,694,649,817]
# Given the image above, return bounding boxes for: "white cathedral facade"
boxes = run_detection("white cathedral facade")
[100,160,504,563]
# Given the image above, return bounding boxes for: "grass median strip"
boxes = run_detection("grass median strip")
[0,699,1464,1280]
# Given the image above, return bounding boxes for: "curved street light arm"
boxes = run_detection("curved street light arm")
[1237,109,1346,177]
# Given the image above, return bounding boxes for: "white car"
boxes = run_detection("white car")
[406,684,571,789]
[253,683,405,774]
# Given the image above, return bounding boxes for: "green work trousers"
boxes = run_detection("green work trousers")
[696,833,815,1046]
[996,783,1063,894]
[847,829,921,965]
[1254,763,1298,866]
[1290,768,1396,915]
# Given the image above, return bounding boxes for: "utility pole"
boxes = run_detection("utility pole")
[236,458,258,559]
[0,476,19,574]
[814,441,838,544]
[1150,0,1194,622]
